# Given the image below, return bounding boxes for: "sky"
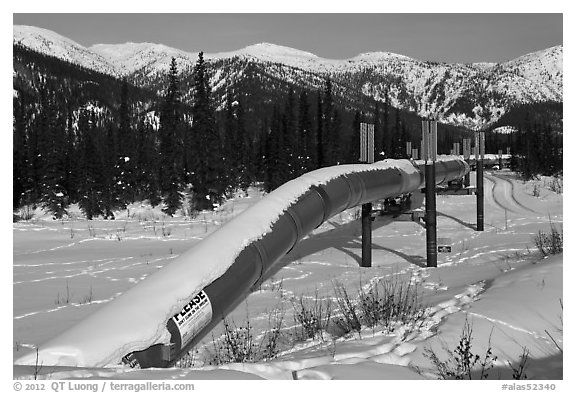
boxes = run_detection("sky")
[12,13,563,63]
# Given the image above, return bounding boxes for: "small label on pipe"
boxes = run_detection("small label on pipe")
[172,290,212,349]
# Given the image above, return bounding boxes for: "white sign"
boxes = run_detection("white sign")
[172,290,212,349]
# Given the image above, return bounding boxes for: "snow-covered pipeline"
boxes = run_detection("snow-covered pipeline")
[14,156,468,369]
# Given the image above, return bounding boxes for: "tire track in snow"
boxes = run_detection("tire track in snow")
[486,173,540,215]
[484,175,522,214]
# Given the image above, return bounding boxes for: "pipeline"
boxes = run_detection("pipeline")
[15,156,468,369]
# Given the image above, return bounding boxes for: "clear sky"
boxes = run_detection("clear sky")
[12,13,562,63]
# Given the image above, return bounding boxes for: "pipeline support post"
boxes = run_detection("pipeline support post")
[476,131,485,231]
[361,202,373,268]
[359,122,375,267]
[463,138,471,188]
[424,163,437,267]
[422,120,438,268]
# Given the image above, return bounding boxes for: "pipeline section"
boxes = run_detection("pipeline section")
[123,157,468,368]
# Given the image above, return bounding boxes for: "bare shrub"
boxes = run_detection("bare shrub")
[532,182,541,197]
[331,280,362,337]
[533,222,563,257]
[424,318,498,380]
[509,347,530,380]
[54,281,73,305]
[358,275,426,332]
[547,177,563,194]
[291,290,332,341]
[207,309,285,365]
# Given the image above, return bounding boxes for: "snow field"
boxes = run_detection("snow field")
[13,169,563,379]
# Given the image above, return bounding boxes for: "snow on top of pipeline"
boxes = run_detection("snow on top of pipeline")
[14,158,454,368]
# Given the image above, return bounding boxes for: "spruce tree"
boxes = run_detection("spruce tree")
[117,79,136,204]
[316,93,324,168]
[13,97,28,209]
[382,93,391,157]
[63,103,80,204]
[297,90,314,174]
[235,99,253,191]
[283,88,298,178]
[191,52,224,210]
[159,57,183,215]
[78,109,105,219]
[36,88,69,219]
[136,119,162,206]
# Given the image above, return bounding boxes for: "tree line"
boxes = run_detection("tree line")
[486,101,563,179]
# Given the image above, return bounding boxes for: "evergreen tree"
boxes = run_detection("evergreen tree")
[235,99,253,191]
[40,95,68,219]
[101,124,119,218]
[330,109,342,164]
[297,90,314,174]
[223,91,240,190]
[117,79,136,204]
[382,93,391,157]
[136,118,161,206]
[391,107,403,158]
[159,57,183,215]
[191,52,224,210]
[374,101,384,160]
[13,97,28,209]
[63,103,80,204]
[264,105,286,192]
[78,109,105,219]
[316,93,324,168]
[347,111,362,162]
[323,79,337,165]
[283,88,298,178]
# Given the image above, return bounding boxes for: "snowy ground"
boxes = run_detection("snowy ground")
[11,170,563,380]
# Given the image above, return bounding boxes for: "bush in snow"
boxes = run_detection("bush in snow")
[291,290,333,341]
[547,176,563,194]
[207,310,285,365]
[330,281,363,337]
[533,222,563,257]
[358,275,426,332]
[424,317,498,380]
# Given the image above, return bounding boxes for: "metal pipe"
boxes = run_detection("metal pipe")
[16,157,469,369]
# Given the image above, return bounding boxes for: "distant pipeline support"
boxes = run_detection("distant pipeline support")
[123,157,468,368]
[15,157,469,369]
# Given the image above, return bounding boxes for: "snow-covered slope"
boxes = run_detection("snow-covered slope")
[499,45,563,101]
[13,25,119,77]
[91,42,198,77]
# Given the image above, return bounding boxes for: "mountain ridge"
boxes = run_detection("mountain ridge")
[13,24,563,127]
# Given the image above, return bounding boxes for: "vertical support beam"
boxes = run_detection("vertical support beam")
[359,122,374,267]
[361,202,372,268]
[422,119,438,268]
[498,149,503,169]
[463,138,471,188]
[476,131,485,232]
[425,162,437,268]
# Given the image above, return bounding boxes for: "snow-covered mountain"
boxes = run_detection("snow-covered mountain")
[13,25,120,77]
[91,42,198,78]
[13,24,563,127]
